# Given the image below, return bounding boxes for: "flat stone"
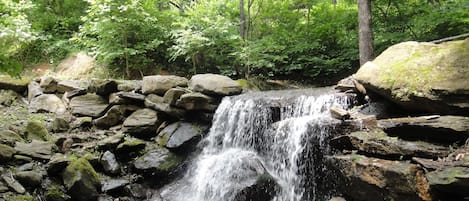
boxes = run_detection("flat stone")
[101,178,129,194]
[47,153,71,175]
[39,76,58,93]
[0,144,16,161]
[426,166,469,198]
[122,109,162,138]
[15,140,55,160]
[57,80,89,93]
[0,130,23,147]
[163,88,188,106]
[145,94,186,119]
[0,76,30,93]
[189,74,242,96]
[94,105,140,129]
[70,94,109,118]
[142,75,188,95]
[175,92,217,111]
[100,151,120,175]
[97,133,125,150]
[29,94,66,114]
[15,170,43,187]
[156,122,204,152]
[2,174,25,193]
[133,148,182,176]
[89,79,118,96]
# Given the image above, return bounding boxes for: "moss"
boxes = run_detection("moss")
[158,153,183,172]
[45,185,71,201]
[237,79,249,88]
[63,157,100,189]
[5,194,36,201]
[0,75,32,86]
[25,120,50,141]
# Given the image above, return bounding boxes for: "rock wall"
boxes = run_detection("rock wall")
[0,73,241,200]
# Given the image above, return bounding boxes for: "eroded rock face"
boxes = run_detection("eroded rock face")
[142,75,188,95]
[354,39,469,115]
[329,154,431,201]
[189,73,242,96]
[70,94,109,118]
[426,166,469,199]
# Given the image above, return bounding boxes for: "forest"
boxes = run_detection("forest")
[1,0,468,83]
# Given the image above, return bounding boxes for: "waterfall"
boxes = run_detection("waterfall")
[160,88,352,201]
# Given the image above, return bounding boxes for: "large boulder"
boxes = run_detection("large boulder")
[133,147,183,177]
[329,154,431,201]
[70,94,109,118]
[142,75,188,95]
[122,108,163,138]
[62,158,100,201]
[354,39,469,115]
[29,94,67,114]
[189,74,242,96]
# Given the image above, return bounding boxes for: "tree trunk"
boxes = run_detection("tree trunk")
[358,0,374,66]
[240,0,246,40]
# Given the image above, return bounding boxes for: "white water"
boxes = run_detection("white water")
[159,89,351,201]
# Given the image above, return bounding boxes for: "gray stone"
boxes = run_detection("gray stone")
[163,88,188,106]
[142,75,188,95]
[89,79,118,96]
[156,122,204,151]
[0,76,29,93]
[0,130,23,147]
[189,73,242,96]
[145,94,186,119]
[101,178,129,194]
[426,166,469,198]
[133,147,182,175]
[27,81,42,102]
[70,117,92,129]
[29,94,67,114]
[70,94,109,118]
[100,151,120,175]
[0,144,16,161]
[2,174,25,193]
[97,133,125,150]
[24,120,50,141]
[63,158,100,201]
[175,92,218,111]
[94,105,140,129]
[0,89,21,106]
[47,154,70,175]
[15,140,55,160]
[52,117,70,132]
[15,170,42,187]
[117,80,140,92]
[39,76,58,93]
[57,80,88,93]
[115,137,146,160]
[123,109,162,138]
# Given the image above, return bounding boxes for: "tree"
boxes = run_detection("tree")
[357,0,374,66]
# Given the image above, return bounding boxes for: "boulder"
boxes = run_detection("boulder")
[175,92,218,111]
[109,92,145,106]
[15,170,42,187]
[142,75,188,95]
[62,158,100,201]
[329,154,431,201]
[101,178,129,195]
[100,151,120,175]
[163,88,188,106]
[27,81,42,102]
[39,76,58,93]
[15,140,55,160]
[156,122,205,152]
[57,80,89,93]
[24,120,50,141]
[47,154,71,175]
[0,130,23,146]
[0,144,16,161]
[2,174,26,193]
[29,94,67,114]
[122,109,163,138]
[51,116,70,133]
[378,115,469,143]
[234,173,278,201]
[94,105,140,129]
[189,74,242,96]
[115,137,146,160]
[426,166,469,199]
[89,79,118,96]
[117,80,141,92]
[97,133,125,150]
[145,94,186,119]
[0,76,30,93]
[354,39,469,115]
[133,147,183,177]
[70,117,92,129]
[70,94,109,118]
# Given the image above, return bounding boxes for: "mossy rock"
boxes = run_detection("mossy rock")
[0,89,21,106]
[0,75,31,94]
[133,147,183,176]
[115,137,146,160]
[25,120,50,141]
[4,194,36,201]
[0,144,16,161]
[45,184,71,201]
[62,157,100,201]
[0,130,24,146]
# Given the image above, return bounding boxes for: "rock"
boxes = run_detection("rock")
[15,171,42,187]
[175,92,218,111]
[124,183,148,199]
[94,105,140,129]
[122,108,162,138]
[15,140,55,160]
[29,94,67,114]
[0,76,30,93]
[0,144,16,161]
[378,115,469,143]
[88,79,118,96]
[133,147,183,177]
[354,39,469,115]
[329,197,347,201]
[70,94,109,118]
[163,88,188,106]
[63,158,100,201]
[101,178,129,194]
[70,117,92,129]
[332,129,451,159]
[115,137,146,160]
[24,120,50,141]
[142,75,188,95]
[64,88,87,100]
[156,122,204,152]
[109,92,145,106]
[189,74,242,96]
[234,173,278,201]
[108,93,128,105]
[145,94,186,119]
[44,182,71,201]
[0,181,9,193]
[329,154,431,201]
[100,151,120,175]
[52,117,70,132]
[57,80,89,93]
[0,130,23,146]
[97,133,125,150]
[47,154,70,175]
[426,166,469,198]
[39,76,58,93]
[0,89,21,106]
[117,80,141,92]
[27,81,42,102]
[2,174,26,193]
[330,105,350,120]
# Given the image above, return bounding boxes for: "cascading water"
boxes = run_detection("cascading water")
[159,88,352,201]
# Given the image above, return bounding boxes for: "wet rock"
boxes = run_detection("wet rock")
[70,94,109,118]
[175,92,218,111]
[15,170,42,187]
[354,39,469,115]
[330,105,350,120]
[332,129,451,159]
[163,88,188,106]
[116,92,145,104]
[426,166,469,199]
[47,154,70,175]
[189,73,242,96]
[27,81,42,102]
[63,158,100,201]
[24,120,50,141]
[100,151,120,175]
[97,133,125,150]
[29,94,67,114]
[0,130,23,147]
[39,76,58,93]
[122,108,162,138]
[378,115,469,143]
[94,105,140,129]
[115,137,146,160]
[0,144,16,161]
[90,79,118,97]
[133,147,183,176]
[57,80,88,93]
[2,174,26,193]
[145,94,186,119]
[124,183,148,199]
[335,76,357,92]
[15,140,55,160]
[156,122,205,152]
[101,178,129,195]
[329,154,431,201]
[234,173,278,201]
[142,75,188,95]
